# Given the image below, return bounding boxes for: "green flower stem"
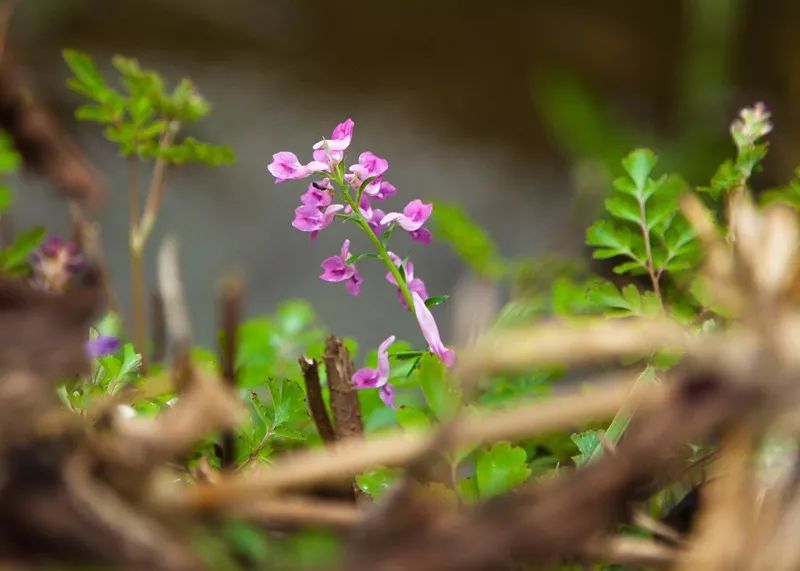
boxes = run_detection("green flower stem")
[339,189,416,314]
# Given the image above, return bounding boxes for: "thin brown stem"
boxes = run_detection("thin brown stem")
[300,356,337,444]
[218,275,244,470]
[127,158,147,367]
[135,122,179,250]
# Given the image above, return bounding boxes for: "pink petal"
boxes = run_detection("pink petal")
[412,291,455,367]
[353,367,380,388]
[379,384,396,408]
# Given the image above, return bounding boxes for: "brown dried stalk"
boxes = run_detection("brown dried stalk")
[300,356,337,444]
[323,336,363,440]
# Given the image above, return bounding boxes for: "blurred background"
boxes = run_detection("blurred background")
[4,0,799,348]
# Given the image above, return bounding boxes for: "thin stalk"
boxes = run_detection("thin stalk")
[135,121,179,250]
[128,159,148,370]
[636,197,662,304]
[341,191,415,314]
[129,122,179,365]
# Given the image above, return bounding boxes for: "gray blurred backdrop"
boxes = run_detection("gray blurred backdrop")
[5,0,800,348]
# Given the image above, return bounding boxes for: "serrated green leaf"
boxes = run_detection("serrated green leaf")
[621,148,657,194]
[476,442,531,498]
[266,378,309,431]
[571,430,603,466]
[603,195,640,224]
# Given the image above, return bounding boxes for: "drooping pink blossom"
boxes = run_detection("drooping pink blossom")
[371,179,397,201]
[380,199,433,239]
[320,239,363,295]
[300,180,333,207]
[412,291,455,367]
[352,335,396,407]
[292,204,343,238]
[267,151,326,183]
[312,118,355,167]
[386,252,428,308]
[408,227,432,245]
[358,196,387,235]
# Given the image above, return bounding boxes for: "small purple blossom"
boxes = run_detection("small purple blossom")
[30,236,84,293]
[300,180,333,207]
[347,152,389,187]
[352,335,396,407]
[372,180,397,201]
[380,200,433,243]
[320,239,363,296]
[312,118,355,168]
[358,196,387,235]
[386,252,428,308]
[267,151,327,183]
[412,291,455,367]
[86,335,121,359]
[292,204,343,238]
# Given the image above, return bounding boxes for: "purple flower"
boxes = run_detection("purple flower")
[292,204,343,238]
[86,335,121,359]
[267,152,327,183]
[312,118,355,167]
[358,196,387,235]
[352,335,396,407]
[386,252,428,309]
[30,236,84,293]
[300,180,333,207]
[412,291,455,367]
[380,200,433,243]
[372,180,397,201]
[320,239,363,296]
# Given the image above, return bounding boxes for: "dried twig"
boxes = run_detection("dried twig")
[300,356,337,444]
[323,336,363,440]
[217,275,244,470]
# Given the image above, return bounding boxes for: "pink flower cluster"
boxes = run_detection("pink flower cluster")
[267,118,453,407]
[267,119,432,248]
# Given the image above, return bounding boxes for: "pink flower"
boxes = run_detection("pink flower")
[352,335,396,407]
[312,118,355,167]
[320,239,363,296]
[358,196,387,234]
[300,180,333,207]
[267,151,326,183]
[380,200,433,243]
[292,204,343,238]
[412,291,455,367]
[386,252,428,308]
[346,152,391,196]
[372,180,397,201]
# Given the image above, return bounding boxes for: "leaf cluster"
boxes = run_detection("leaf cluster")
[63,49,234,165]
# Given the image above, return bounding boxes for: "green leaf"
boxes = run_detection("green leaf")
[345,252,380,265]
[265,378,309,432]
[356,467,400,499]
[475,442,531,499]
[0,227,45,272]
[424,294,449,308]
[0,185,12,213]
[431,201,505,278]
[621,148,657,194]
[0,132,21,174]
[395,406,432,432]
[571,430,603,466]
[63,49,106,91]
[418,354,461,421]
[586,220,640,262]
